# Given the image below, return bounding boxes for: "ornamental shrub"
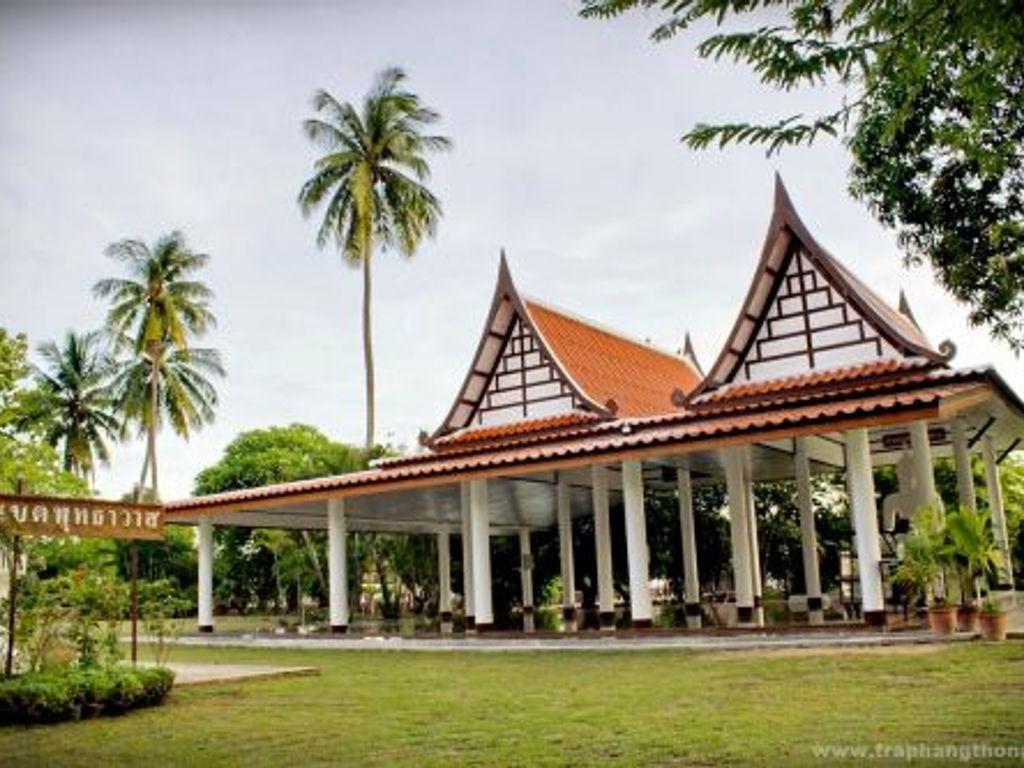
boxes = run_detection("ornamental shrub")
[0,665,174,725]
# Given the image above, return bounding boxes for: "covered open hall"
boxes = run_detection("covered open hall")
[166,177,1024,635]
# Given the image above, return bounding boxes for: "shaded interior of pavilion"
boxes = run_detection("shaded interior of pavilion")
[166,177,1023,637]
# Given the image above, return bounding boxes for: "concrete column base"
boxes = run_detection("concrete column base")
[523,612,535,634]
[464,615,476,635]
[684,603,702,629]
[440,612,453,636]
[198,625,214,634]
[599,611,616,632]
[863,610,888,627]
[562,606,578,633]
[808,610,825,626]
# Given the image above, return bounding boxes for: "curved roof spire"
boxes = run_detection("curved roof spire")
[432,251,703,440]
[694,175,947,395]
[681,331,704,377]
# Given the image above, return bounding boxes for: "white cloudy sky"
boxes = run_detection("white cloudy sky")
[1,1,1020,500]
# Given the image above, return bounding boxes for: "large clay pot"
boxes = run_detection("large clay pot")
[979,611,1008,641]
[957,605,980,633]
[928,605,957,635]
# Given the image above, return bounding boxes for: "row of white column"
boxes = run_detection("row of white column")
[451,463,656,632]
[195,417,1013,632]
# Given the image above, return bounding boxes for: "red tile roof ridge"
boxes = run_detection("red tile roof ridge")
[522,295,700,375]
[167,382,981,514]
[692,358,938,403]
[689,367,982,417]
[430,411,604,449]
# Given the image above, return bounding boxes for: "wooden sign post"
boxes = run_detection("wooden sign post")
[0,490,164,674]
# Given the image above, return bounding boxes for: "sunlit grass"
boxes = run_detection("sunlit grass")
[3,642,1022,766]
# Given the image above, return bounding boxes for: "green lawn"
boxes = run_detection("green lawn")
[2,642,1023,766]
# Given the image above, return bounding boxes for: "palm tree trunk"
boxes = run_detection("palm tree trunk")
[362,251,375,449]
[138,440,151,495]
[148,350,159,499]
[300,531,327,599]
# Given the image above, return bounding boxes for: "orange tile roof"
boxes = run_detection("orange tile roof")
[166,367,1011,517]
[692,359,938,406]
[524,299,701,417]
[431,411,602,449]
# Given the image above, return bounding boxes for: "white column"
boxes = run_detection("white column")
[846,427,886,626]
[197,516,214,632]
[519,529,535,633]
[460,482,475,630]
[469,478,493,629]
[622,460,653,627]
[950,418,977,513]
[745,468,765,628]
[327,498,349,632]
[556,475,577,631]
[908,420,938,518]
[794,437,823,625]
[676,463,701,629]
[592,464,615,631]
[982,435,1014,590]
[724,448,754,625]
[437,528,453,634]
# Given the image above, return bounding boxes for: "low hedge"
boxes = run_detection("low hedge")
[0,665,175,725]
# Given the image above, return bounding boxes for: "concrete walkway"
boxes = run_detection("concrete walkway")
[142,629,980,654]
[142,661,319,686]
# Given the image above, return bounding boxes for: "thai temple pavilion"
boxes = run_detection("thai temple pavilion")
[167,177,1024,634]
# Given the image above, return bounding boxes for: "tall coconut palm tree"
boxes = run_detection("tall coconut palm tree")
[298,67,450,448]
[30,331,119,486]
[109,344,224,498]
[93,231,218,498]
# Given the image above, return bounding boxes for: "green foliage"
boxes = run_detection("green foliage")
[194,425,384,617]
[110,346,224,442]
[581,0,1024,349]
[980,596,1004,616]
[298,67,451,447]
[94,232,215,356]
[139,579,193,666]
[22,330,120,481]
[94,230,222,497]
[0,439,89,498]
[298,67,451,260]
[942,506,1003,604]
[0,327,89,497]
[16,570,128,671]
[0,665,174,725]
[892,522,941,607]
[194,424,371,494]
[0,329,30,439]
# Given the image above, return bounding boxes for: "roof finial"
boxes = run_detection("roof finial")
[773,171,797,216]
[898,289,921,330]
[497,247,513,284]
[680,331,704,376]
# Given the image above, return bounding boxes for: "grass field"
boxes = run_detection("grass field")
[2,641,1023,766]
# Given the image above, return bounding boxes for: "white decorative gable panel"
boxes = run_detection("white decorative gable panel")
[733,249,897,383]
[474,316,581,427]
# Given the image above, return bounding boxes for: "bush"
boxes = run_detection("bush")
[0,665,174,725]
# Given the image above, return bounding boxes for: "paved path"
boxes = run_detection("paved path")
[142,661,319,686]
[140,629,979,654]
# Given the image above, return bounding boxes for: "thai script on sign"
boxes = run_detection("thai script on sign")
[0,495,164,540]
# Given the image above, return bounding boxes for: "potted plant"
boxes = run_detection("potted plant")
[941,507,1004,634]
[893,525,952,632]
[979,598,1008,641]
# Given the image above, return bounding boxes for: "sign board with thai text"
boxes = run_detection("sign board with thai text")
[0,494,164,541]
